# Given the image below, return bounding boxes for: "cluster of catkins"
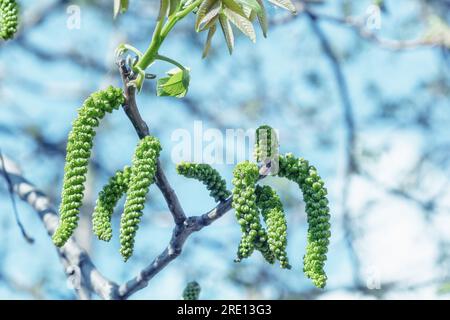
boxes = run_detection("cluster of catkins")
[53,87,162,261]
[231,125,331,289]
[0,0,19,40]
[182,281,201,300]
[53,89,331,286]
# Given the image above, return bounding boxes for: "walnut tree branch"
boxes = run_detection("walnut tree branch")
[115,59,272,299]
[118,60,186,226]
[0,155,120,300]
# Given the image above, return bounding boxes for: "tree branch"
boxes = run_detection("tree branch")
[118,60,187,225]
[270,2,449,51]
[115,59,273,299]
[0,155,120,300]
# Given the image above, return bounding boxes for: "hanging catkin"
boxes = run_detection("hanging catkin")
[279,153,331,288]
[232,161,264,261]
[256,185,291,269]
[254,125,279,175]
[92,166,132,241]
[0,0,19,40]
[52,86,124,247]
[119,136,161,261]
[176,162,230,202]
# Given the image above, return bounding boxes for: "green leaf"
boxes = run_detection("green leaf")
[196,0,220,31]
[267,0,297,13]
[222,0,247,17]
[157,68,191,98]
[256,0,268,37]
[114,0,129,18]
[197,1,221,31]
[223,8,256,42]
[235,0,262,14]
[219,14,235,54]
[203,24,217,58]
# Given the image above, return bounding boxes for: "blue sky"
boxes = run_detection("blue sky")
[0,0,449,299]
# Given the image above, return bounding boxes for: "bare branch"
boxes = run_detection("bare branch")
[271,2,448,51]
[0,149,35,244]
[0,155,120,300]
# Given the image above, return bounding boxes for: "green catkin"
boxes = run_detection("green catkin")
[232,161,264,262]
[176,162,231,202]
[120,136,161,261]
[254,125,279,175]
[255,185,291,269]
[0,0,19,41]
[92,166,132,241]
[52,87,124,247]
[182,281,201,300]
[278,153,331,288]
[254,229,276,264]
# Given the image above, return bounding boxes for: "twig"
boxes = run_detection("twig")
[0,150,34,244]
[270,2,448,51]
[0,155,120,300]
[118,59,187,225]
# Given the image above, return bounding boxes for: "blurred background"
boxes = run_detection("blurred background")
[0,0,450,299]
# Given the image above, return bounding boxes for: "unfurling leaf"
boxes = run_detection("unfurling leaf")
[114,0,129,18]
[219,13,235,54]
[197,1,221,31]
[196,0,220,31]
[236,0,262,14]
[203,24,218,58]
[267,0,297,13]
[256,0,268,37]
[223,8,256,42]
[222,0,247,17]
[157,68,191,98]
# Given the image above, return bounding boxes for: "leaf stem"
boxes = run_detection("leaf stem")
[155,54,186,71]
[135,0,203,73]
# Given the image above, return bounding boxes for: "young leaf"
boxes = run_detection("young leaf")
[241,5,253,19]
[197,1,221,31]
[114,0,129,18]
[256,0,268,37]
[267,0,297,13]
[223,8,256,42]
[222,0,247,17]
[203,24,218,58]
[157,68,191,98]
[235,0,262,14]
[219,14,235,54]
[196,0,221,31]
